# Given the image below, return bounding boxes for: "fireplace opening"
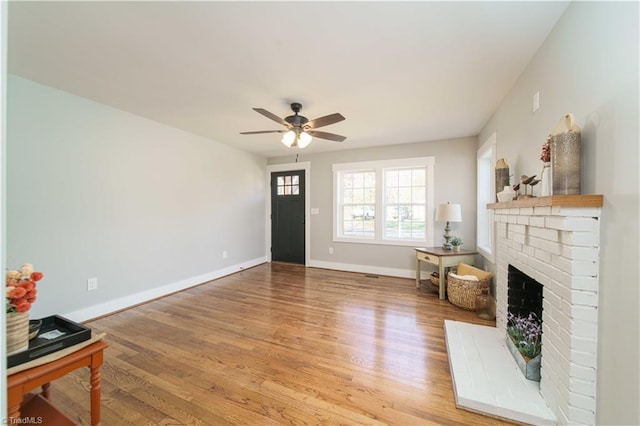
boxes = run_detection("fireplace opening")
[506,265,544,382]
[507,264,543,320]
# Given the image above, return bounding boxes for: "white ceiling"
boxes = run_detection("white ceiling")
[8,1,569,158]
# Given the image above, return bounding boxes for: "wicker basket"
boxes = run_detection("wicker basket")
[430,272,442,288]
[447,272,491,310]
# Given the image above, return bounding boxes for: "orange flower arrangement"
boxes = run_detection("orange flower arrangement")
[6,263,44,313]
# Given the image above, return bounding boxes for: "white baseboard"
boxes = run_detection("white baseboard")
[308,259,414,279]
[64,257,267,323]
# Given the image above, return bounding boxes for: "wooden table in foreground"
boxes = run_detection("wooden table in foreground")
[7,340,108,426]
[415,247,478,299]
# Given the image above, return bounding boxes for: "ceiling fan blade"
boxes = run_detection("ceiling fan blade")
[308,130,347,142]
[240,130,285,135]
[253,108,290,127]
[305,113,345,129]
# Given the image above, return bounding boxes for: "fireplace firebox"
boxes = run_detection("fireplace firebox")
[507,264,543,320]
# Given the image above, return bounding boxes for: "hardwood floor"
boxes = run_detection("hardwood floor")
[50,263,515,425]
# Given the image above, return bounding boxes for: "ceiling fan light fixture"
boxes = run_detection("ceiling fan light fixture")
[281,130,296,147]
[298,131,312,148]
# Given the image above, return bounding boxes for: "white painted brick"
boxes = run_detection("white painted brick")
[570,305,598,322]
[541,380,559,413]
[568,405,595,425]
[515,251,530,267]
[569,362,596,382]
[560,231,599,247]
[552,206,602,218]
[511,232,526,244]
[534,247,552,264]
[523,245,536,257]
[529,216,546,227]
[529,235,562,255]
[495,214,508,224]
[572,350,597,369]
[529,226,560,242]
[534,206,552,216]
[554,306,572,333]
[554,283,572,304]
[571,335,597,354]
[543,317,559,337]
[553,257,599,276]
[555,284,571,308]
[572,319,598,340]
[494,207,601,422]
[544,289,562,310]
[519,207,534,215]
[542,276,560,295]
[561,245,599,261]
[556,352,571,378]
[509,207,520,215]
[546,216,599,232]
[563,275,599,292]
[569,376,596,397]
[508,223,526,234]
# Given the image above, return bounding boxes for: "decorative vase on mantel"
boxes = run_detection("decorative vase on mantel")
[540,162,552,196]
[495,158,510,202]
[6,311,29,355]
[505,334,541,381]
[550,113,581,195]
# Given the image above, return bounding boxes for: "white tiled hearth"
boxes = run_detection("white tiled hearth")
[445,320,556,425]
[446,196,602,425]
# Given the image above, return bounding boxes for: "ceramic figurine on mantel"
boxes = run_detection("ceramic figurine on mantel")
[518,175,540,199]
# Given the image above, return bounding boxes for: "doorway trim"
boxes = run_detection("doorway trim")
[266,162,311,266]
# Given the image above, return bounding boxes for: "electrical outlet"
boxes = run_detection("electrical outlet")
[87,277,98,291]
[329,247,334,254]
[222,250,228,259]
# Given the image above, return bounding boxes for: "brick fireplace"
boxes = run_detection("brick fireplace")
[493,196,602,424]
[445,195,602,425]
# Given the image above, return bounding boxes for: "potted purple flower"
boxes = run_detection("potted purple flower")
[506,312,542,381]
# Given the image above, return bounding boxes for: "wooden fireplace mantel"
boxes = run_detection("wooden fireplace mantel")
[487,194,603,210]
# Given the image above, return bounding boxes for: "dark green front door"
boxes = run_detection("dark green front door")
[271,170,305,264]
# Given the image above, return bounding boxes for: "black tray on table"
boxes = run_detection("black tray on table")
[8,315,91,368]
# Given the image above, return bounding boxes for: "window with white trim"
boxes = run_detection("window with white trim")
[477,133,496,262]
[333,157,435,246]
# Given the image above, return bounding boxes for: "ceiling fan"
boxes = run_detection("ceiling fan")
[240,102,346,148]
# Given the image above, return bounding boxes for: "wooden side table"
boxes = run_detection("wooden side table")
[7,340,108,426]
[415,247,478,299]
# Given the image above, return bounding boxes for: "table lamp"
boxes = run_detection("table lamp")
[435,202,462,250]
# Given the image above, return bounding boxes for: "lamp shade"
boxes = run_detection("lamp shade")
[281,131,296,147]
[298,131,312,148]
[435,203,462,222]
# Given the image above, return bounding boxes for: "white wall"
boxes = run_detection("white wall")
[6,75,267,321]
[478,2,639,424]
[269,137,477,277]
